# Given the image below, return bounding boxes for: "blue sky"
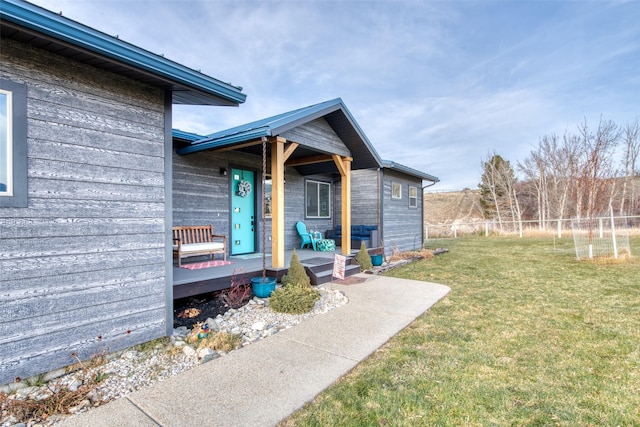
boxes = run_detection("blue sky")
[29,0,640,189]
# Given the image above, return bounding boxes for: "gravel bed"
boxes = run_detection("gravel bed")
[1,287,348,427]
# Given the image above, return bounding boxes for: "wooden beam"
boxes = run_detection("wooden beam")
[283,142,299,163]
[270,137,286,268]
[286,154,333,167]
[331,154,353,176]
[332,156,353,255]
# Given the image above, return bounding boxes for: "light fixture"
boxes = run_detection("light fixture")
[219,167,228,176]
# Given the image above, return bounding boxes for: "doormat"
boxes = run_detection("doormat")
[181,260,233,270]
[230,253,270,260]
[333,276,367,285]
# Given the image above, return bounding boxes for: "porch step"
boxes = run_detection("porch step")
[301,256,360,286]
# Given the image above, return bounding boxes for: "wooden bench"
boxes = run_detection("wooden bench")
[172,225,227,267]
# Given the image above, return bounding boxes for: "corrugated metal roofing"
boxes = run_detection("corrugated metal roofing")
[176,98,383,173]
[0,0,246,106]
[382,160,439,183]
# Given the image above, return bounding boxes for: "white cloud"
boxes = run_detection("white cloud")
[28,0,640,190]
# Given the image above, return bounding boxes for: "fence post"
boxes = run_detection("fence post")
[519,220,523,238]
[599,218,604,239]
[425,224,428,241]
[453,225,457,239]
[485,222,489,237]
[557,219,562,239]
[611,207,618,259]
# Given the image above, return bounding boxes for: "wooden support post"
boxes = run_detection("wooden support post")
[333,155,352,255]
[270,137,286,268]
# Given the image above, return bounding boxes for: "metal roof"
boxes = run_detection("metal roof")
[0,0,246,106]
[382,160,439,183]
[172,129,204,143]
[176,98,383,174]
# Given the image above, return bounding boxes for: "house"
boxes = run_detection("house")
[350,161,439,255]
[173,98,382,270]
[0,0,439,386]
[174,100,439,260]
[0,0,246,385]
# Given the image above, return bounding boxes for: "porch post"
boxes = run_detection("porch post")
[271,137,286,268]
[333,155,352,255]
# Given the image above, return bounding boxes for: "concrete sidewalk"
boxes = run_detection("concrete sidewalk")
[60,274,450,427]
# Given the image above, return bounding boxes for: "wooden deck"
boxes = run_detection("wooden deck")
[173,248,355,299]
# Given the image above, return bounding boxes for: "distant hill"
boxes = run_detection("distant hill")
[423,189,484,224]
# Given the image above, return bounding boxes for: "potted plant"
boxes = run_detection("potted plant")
[370,247,384,267]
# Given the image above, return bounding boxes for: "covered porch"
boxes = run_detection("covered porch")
[172,248,359,299]
[174,98,383,271]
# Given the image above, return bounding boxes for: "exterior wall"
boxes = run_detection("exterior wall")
[0,39,167,385]
[349,169,381,226]
[281,118,349,157]
[381,169,424,254]
[172,149,336,252]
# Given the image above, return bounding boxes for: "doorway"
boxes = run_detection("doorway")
[230,168,256,255]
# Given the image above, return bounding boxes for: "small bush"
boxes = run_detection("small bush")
[281,250,311,288]
[270,285,320,314]
[219,268,252,308]
[198,331,242,352]
[355,242,373,271]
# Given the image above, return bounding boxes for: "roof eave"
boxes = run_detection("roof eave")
[176,128,271,155]
[383,160,439,182]
[1,0,246,105]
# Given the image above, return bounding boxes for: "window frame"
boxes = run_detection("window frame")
[305,179,331,219]
[408,186,418,208]
[391,182,402,199]
[263,174,272,218]
[0,78,27,208]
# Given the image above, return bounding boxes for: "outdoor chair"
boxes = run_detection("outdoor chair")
[296,221,321,251]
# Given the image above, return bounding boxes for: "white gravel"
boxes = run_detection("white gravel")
[1,287,348,427]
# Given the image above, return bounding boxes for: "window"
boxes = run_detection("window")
[306,180,331,218]
[263,175,272,218]
[391,182,402,199]
[409,186,418,208]
[0,78,27,208]
[0,90,11,195]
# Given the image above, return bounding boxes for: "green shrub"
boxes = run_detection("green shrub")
[355,241,372,271]
[270,285,320,314]
[281,249,311,288]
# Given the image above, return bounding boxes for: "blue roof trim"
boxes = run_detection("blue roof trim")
[177,98,382,166]
[1,0,246,105]
[172,129,206,142]
[382,160,439,183]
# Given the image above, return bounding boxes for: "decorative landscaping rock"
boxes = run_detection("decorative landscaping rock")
[0,287,348,427]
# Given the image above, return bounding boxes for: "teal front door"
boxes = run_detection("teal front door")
[230,168,256,255]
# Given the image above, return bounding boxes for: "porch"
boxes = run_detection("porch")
[172,248,359,299]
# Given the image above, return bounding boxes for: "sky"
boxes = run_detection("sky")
[28,0,640,190]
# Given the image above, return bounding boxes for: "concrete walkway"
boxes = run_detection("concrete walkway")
[60,274,450,427]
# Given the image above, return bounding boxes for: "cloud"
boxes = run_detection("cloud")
[28,0,640,190]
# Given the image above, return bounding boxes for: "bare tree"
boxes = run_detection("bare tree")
[576,118,620,219]
[620,118,640,215]
[519,141,549,228]
[519,132,581,230]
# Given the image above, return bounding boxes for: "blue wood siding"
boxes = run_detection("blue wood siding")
[0,39,166,385]
[381,170,424,254]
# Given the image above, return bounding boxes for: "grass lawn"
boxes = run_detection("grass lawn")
[282,237,640,426]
